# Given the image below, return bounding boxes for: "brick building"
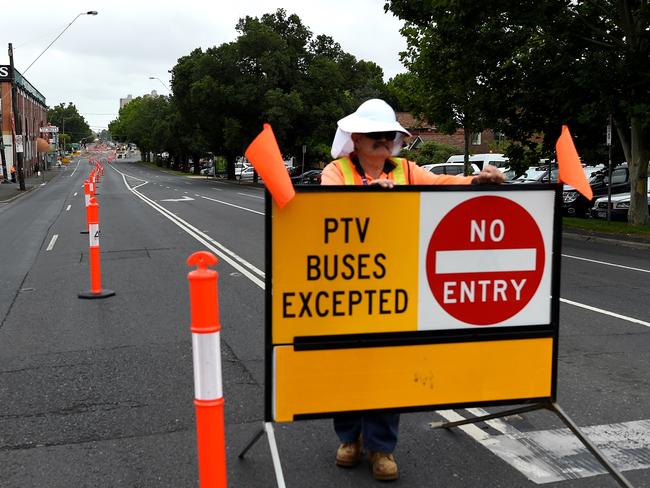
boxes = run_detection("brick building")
[396,112,500,154]
[0,65,48,182]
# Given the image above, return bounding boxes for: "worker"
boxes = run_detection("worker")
[321,99,504,481]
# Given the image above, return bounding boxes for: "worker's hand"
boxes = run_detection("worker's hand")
[370,178,395,188]
[472,164,505,184]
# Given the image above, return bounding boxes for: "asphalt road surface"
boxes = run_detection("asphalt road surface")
[0,154,648,487]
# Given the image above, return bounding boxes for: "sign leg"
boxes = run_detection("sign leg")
[238,426,266,459]
[429,403,544,430]
[549,402,634,488]
[238,423,286,488]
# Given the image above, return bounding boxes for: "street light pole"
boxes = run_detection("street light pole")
[148,77,169,91]
[23,11,99,74]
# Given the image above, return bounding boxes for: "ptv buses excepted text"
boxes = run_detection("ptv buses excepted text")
[282,217,409,318]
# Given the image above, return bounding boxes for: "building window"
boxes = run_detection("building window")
[471,132,482,145]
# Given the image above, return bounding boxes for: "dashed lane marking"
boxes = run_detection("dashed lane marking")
[237,192,264,200]
[46,234,58,251]
[66,205,71,211]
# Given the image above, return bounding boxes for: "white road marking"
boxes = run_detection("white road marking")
[433,410,650,483]
[70,158,81,176]
[200,195,264,215]
[561,298,650,328]
[73,192,78,197]
[161,196,194,202]
[110,164,264,288]
[46,234,58,251]
[237,192,264,200]
[66,205,71,211]
[562,254,650,274]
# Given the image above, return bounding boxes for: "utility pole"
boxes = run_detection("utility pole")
[606,115,613,222]
[8,43,25,191]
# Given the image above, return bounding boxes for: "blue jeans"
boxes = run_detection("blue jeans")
[334,413,399,453]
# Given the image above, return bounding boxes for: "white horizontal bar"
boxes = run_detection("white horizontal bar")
[435,249,536,274]
[192,332,223,400]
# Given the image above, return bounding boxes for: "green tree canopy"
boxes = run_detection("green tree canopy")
[386,0,650,224]
[48,103,92,147]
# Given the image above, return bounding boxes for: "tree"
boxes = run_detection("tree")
[387,1,521,176]
[169,9,388,178]
[48,103,92,149]
[386,0,650,224]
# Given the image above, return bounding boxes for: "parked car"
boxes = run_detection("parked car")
[422,162,481,176]
[446,153,510,172]
[238,166,262,182]
[514,166,559,184]
[590,191,650,220]
[562,164,630,217]
[291,169,322,185]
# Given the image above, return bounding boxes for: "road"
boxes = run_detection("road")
[0,155,648,487]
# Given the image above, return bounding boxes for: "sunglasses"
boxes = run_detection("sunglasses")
[364,131,398,141]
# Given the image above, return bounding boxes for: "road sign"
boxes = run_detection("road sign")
[15,135,23,153]
[425,195,545,325]
[607,123,612,146]
[267,186,560,422]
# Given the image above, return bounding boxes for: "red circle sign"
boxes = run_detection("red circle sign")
[426,196,545,325]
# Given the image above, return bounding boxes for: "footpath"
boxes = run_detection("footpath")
[0,166,65,203]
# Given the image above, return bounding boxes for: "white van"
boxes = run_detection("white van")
[446,153,509,172]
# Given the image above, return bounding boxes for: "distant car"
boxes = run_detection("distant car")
[590,191,650,220]
[238,166,262,182]
[423,162,481,176]
[291,169,322,185]
[563,164,630,217]
[446,153,510,172]
[200,166,214,176]
[514,166,559,184]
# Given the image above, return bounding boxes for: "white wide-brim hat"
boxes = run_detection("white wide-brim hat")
[331,99,411,159]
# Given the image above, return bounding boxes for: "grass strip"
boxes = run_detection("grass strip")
[563,216,650,238]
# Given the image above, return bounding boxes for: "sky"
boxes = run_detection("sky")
[2,0,407,133]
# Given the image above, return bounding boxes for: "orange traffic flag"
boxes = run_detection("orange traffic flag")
[556,125,593,200]
[245,123,295,208]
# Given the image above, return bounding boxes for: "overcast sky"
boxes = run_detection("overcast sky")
[2,0,407,133]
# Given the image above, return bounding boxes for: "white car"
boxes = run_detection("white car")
[238,166,262,182]
[422,162,480,176]
[590,191,650,220]
[446,153,510,172]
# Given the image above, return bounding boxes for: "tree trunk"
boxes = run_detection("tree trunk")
[628,116,649,225]
[463,126,471,175]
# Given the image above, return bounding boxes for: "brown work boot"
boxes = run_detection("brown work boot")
[335,437,362,467]
[368,452,398,481]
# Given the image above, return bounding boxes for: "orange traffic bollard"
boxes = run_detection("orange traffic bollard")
[79,197,115,299]
[187,251,227,488]
[83,180,92,207]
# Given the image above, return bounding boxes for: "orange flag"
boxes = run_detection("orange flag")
[245,124,295,208]
[556,125,593,200]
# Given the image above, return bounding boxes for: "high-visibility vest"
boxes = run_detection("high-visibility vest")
[334,157,408,185]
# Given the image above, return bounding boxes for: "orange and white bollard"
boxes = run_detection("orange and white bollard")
[78,197,115,299]
[83,180,92,207]
[187,251,227,488]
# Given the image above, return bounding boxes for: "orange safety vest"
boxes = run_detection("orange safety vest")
[333,157,408,185]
